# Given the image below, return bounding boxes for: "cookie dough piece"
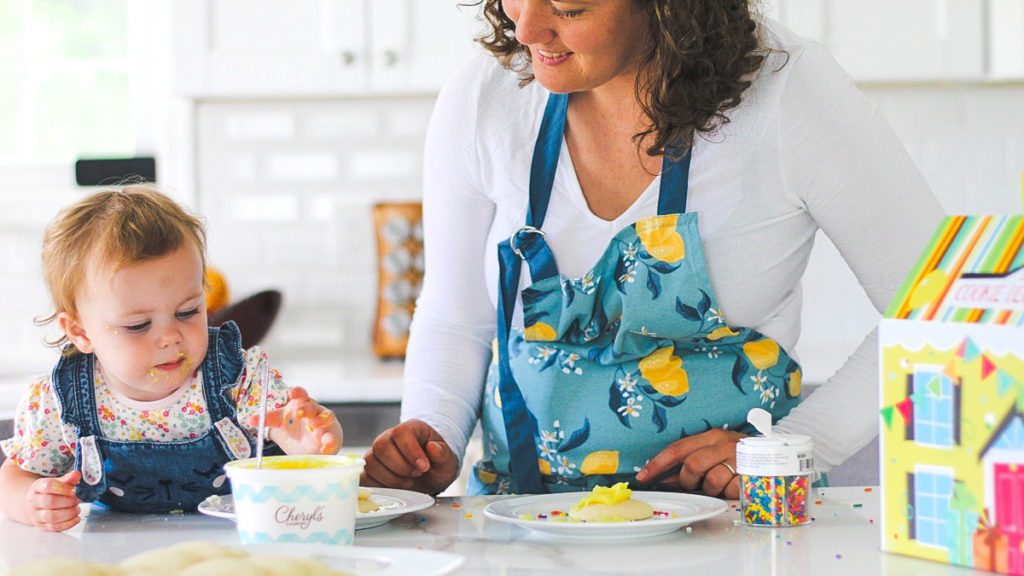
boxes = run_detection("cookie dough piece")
[231,555,351,576]
[176,555,351,576]
[568,482,654,522]
[4,558,125,576]
[120,541,246,574]
[358,487,380,513]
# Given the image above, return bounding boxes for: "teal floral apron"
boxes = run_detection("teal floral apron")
[471,93,803,495]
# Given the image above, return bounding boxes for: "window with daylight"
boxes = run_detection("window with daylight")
[0,0,159,165]
[911,366,955,447]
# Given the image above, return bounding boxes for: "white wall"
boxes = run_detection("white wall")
[2,82,1023,389]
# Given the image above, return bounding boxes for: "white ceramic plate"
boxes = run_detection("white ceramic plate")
[246,544,463,576]
[198,488,435,530]
[482,492,728,539]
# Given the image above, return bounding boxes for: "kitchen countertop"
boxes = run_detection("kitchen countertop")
[0,486,984,575]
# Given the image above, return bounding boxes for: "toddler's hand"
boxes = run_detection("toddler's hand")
[27,470,82,532]
[249,387,343,455]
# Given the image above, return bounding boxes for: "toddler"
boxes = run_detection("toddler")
[0,185,343,531]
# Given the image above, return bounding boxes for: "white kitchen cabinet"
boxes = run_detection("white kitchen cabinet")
[776,0,986,82]
[171,0,480,96]
[988,0,1024,79]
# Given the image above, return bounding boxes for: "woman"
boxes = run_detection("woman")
[360,0,944,498]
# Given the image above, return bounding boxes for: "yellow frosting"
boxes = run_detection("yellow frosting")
[572,482,632,510]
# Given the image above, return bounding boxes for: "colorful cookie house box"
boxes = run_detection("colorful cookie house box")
[880,214,1024,574]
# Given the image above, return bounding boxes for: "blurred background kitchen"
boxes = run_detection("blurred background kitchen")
[1,1,1022,482]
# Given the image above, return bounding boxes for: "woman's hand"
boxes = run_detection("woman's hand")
[249,386,343,455]
[360,419,458,495]
[634,428,746,499]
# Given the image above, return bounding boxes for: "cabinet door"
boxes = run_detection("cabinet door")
[776,0,984,82]
[172,0,367,96]
[370,0,480,92]
[989,0,1024,78]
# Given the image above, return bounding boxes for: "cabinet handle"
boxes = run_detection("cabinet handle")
[341,51,356,66]
[382,50,399,67]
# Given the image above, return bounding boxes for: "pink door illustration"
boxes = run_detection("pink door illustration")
[994,463,1023,574]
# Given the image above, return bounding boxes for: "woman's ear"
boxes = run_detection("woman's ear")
[58,312,95,354]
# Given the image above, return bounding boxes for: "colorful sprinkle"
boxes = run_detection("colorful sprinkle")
[739,474,811,526]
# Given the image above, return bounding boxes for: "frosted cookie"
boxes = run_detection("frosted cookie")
[358,487,380,513]
[568,482,654,522]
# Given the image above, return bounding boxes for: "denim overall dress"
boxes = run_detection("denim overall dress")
[53,321,279,512]
[471,93,804,494]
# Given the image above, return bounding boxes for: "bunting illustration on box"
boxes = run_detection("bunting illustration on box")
[880,214,1024,574]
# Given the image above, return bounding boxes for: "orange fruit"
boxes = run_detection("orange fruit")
[204,267,229,313]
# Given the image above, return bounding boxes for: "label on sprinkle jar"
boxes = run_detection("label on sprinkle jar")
[736,435,813,477]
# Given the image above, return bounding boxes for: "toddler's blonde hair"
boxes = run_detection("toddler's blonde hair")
[39,184,207,350]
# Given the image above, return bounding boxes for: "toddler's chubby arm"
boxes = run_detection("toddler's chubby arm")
[248,386,343,455]
[0,459,82,531]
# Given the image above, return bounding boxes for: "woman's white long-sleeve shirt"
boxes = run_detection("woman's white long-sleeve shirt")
[400,20,945,475]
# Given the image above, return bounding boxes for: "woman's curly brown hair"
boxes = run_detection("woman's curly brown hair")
[474,0,772,158]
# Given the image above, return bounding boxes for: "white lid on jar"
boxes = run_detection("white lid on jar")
[737,434,812,452]
[736,434,813,476]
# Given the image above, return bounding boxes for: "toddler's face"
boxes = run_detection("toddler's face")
[64,244,210,402]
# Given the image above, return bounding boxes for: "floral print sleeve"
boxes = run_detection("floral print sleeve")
[232,346,292,437]
[0,376,77,477]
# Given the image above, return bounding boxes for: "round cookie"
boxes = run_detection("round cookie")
[567,498,654,522]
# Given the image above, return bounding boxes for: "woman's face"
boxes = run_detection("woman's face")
[503,0,650,95]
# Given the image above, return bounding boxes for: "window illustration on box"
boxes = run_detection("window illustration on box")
[372,203,424,358]
[907,367,959,447]
[880,214,1024,575]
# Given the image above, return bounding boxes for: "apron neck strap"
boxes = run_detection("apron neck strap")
[528,92,568,229]
[657,146,692,215]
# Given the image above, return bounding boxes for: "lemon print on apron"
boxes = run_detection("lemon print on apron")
[635,215,685,262]
[580,450,619,475]
[525,321,557,341]
[742,339,780,370]
[638,347,688,396]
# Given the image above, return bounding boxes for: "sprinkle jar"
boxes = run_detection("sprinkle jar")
[736,434,814,527]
